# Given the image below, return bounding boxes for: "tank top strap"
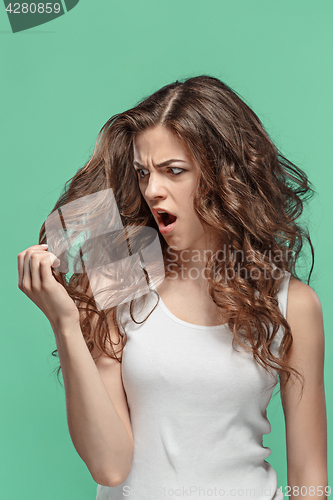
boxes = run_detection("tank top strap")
[277,270,291,319]
[270,270,291,362]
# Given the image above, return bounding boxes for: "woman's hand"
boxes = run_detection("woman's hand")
[17,244,80,331]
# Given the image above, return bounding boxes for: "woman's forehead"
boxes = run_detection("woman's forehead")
[133,127,199,170]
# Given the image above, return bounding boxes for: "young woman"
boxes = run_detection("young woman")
[17,75,328,500]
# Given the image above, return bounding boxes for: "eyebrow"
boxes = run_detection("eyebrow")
[133,159,187,169]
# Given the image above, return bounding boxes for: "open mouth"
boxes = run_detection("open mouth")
[160,212,177,227]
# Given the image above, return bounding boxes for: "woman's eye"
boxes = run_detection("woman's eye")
[135,167,185,179]
[168,167,185,175]
[136,168,149,179]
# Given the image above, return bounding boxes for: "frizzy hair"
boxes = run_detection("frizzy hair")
[39,75,314,396]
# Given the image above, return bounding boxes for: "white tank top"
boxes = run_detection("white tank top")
[96,271,291,500]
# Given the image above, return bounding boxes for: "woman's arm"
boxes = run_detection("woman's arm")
[280,277,328,500]
[17,244,134,487]
[53,319,134,487]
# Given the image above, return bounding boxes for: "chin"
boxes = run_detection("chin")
[164,237,183,252]
[166,239,193,253]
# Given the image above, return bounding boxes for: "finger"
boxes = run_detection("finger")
[22,248,33,292]
[39,253,61,289]
[30,251,46,291]
[17,251,25,290]
[25,244,49,252]
[18,245,48,288]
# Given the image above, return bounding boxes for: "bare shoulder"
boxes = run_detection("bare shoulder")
[287,276,323,330]
[282,276,325,380]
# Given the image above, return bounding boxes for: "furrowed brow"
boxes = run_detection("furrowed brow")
[133,159,187,169]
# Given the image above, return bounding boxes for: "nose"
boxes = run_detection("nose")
[143,171,167,201]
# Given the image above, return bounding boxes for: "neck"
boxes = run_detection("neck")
[166,235,222,288]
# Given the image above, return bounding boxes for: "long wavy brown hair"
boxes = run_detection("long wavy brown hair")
[39,75,314,395]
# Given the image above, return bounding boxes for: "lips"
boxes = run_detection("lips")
[151,207,178,234]
[152,208,177,225]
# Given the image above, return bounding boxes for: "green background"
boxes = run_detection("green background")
[1,0,332,498]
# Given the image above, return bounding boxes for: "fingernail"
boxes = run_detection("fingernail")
[52,258,61,267]
[41,244,48,247]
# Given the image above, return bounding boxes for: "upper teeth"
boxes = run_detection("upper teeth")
[157,211,167,214]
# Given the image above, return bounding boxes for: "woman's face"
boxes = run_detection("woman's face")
[133,125,214,253]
